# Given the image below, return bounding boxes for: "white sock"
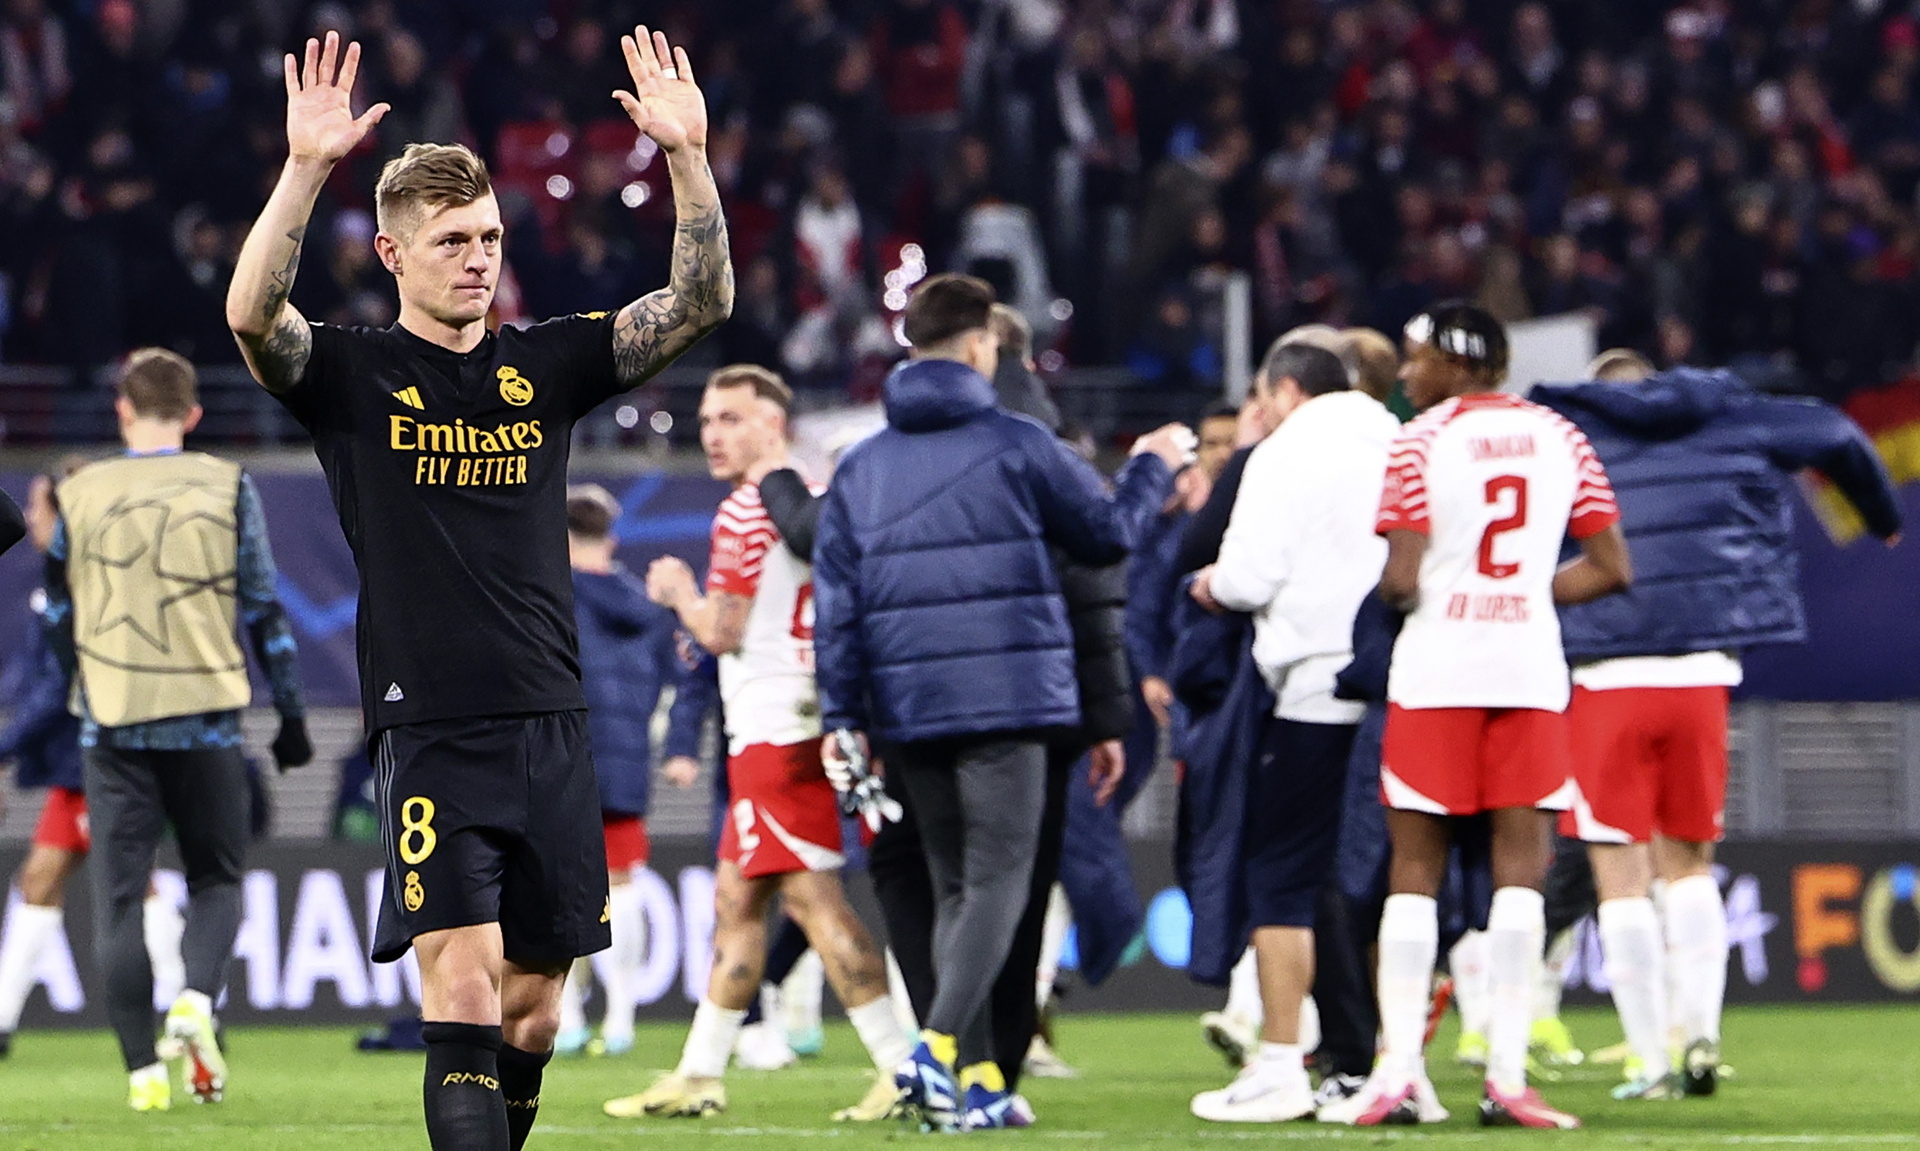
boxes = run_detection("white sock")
[143,895,186,1010]
[754,983,788,1042]
[885,950,920,1035]
[1663,874,1727,1044]
[1485,887,1545,1095]
[0,903,62,1032]
[1226,947,1262,1026]
[780,950,824,1034]
[1035,885,1072,1011]
[1297,994,1321,1054]
[1255,1040,1309,1088]
[1598,897,1669,1077]
[847,995,915,1072]
[558,957,589,1035]
[601,882,643,1044]
[1533,926,1576,1023]
[677,999,748,1079]
[1450,930,1492,1037]
[1375,893,1438,1080]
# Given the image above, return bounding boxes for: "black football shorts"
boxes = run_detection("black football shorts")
[370,710,611,966]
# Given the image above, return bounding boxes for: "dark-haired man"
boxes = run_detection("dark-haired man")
[1325,303,1631,1130]
[1186,343,1399,1122]
[47,350,308,1111]
[812,272,1192,1130]
[224,26,731,1151]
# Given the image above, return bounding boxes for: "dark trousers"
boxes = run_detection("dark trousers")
[83,743,249,1070]
[871,745,1074,1090]
[870,735,1053,1070]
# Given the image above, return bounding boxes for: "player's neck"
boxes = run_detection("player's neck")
[397,303,489,354]
[121,420,185,454]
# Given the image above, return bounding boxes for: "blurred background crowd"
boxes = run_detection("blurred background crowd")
[2,0,1918,403]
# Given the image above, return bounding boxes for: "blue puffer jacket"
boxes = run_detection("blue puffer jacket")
[1532,368,1901,661]
[0,590,83,791]
[573,566,694,817]
[814,358,1175,743]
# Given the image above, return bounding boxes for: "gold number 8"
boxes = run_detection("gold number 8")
[399,796,438,865]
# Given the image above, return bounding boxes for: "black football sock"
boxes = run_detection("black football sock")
[422,1022,508,1151]
[497,1042,552,1151]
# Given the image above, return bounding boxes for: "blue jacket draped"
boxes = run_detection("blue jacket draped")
[573,566,705,817]
[813,358,1175,744]
[0,590,83,791]
[1532,369,1901,661]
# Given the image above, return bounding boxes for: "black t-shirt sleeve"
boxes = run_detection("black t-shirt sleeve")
[275,322,357,433]
[524,311,622,418]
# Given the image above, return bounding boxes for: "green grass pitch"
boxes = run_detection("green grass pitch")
[0,1006,1914,1149]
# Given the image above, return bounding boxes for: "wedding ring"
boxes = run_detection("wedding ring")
[661,68,678,79]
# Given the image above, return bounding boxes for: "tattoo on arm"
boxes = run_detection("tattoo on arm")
[255,311,313,394]
[613,174,734,384]
[246,226,312,393]
[261,226,306,322]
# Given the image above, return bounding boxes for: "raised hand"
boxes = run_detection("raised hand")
[284,30,389,164]
[613,25,708,153]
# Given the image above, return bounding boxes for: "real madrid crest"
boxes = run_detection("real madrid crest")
[497,366,534,407]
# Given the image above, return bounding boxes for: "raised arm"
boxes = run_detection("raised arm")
[226,31,388,392]
[609,27,734,385]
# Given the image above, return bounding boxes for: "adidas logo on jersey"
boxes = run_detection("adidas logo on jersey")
[393,386,425,410]
[385,683,405,702]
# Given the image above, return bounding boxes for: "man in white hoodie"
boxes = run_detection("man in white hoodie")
[1184,342,1400,1122]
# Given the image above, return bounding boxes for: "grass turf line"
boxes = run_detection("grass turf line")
[0,1006,1913,1149]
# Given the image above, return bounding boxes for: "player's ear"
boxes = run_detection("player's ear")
[181,405,205,434]
[374,231,403,277]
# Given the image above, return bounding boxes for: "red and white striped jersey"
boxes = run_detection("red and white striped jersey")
[708,482,821,754]
[1377,392,1619,711]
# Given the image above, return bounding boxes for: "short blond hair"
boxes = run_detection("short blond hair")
[375,143,493,240]
[706,364,793,413]
[118,348,198,421]
[1342,327,1400,402]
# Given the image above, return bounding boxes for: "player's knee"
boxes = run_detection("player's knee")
[504,998,562,1051]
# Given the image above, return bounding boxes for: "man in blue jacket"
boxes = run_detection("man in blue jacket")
[1533,351,1900,1100]
[0,465,89,1057]
[812,273,1190,1130]
[555,484,706,1058]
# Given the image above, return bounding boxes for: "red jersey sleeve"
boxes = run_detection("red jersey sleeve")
[1376,427,1433,535]
[1567,430,1620,540]
[708,491,775,597]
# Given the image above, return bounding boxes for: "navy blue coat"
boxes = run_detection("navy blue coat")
[0,590,83,791]
[1533,369,1901,661]
[814,358,1176,743]
[573,566,702,817]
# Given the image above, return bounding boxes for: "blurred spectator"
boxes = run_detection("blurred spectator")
[1,0,71,138]
[370,27,464,167]
[870,0,968,210]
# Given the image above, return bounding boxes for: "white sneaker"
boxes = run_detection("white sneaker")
[1316,1069,1449,1126]
[1191,1062,1316,1123]
[733,1021,797,1071]
[1199,1011,1258,1068]
[1023,1035,1078,1079]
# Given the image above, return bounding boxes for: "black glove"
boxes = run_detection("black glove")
[272,716,313,771]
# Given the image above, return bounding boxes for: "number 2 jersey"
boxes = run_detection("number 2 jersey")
[707,482,821,756]
[1377,392,1619,712]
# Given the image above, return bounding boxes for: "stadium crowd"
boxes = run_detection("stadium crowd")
[0,5,1916,1148]
[4,0,1920,400]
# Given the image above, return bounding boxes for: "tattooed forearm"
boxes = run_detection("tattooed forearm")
[612,154,734,384]
[259,226,306,325]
